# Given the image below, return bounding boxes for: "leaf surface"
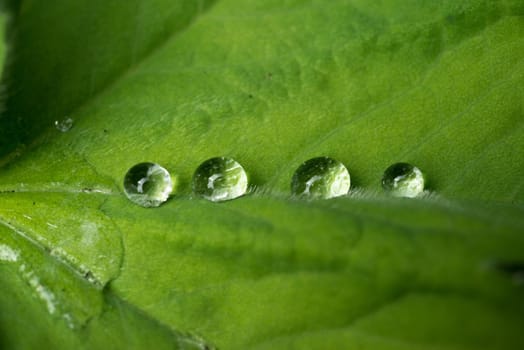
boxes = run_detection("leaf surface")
[0,0,523,349]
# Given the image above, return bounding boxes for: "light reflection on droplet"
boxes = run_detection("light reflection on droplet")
[291,157,350,199]
[192,157,248,202]
[55,118,73,132]
[123,162,173,207]
[381,162,425,198]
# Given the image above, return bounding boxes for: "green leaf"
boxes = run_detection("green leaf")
[0,0,523,349]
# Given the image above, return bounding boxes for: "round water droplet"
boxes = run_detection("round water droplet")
[123,162,173,207]
[381,162,425,198]
[192,157,248,202]
[291,157,351,199]
[55,118,73,132]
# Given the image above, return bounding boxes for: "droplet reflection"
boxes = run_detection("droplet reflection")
[381,162,425,198]
[55,118,73,132]
[291,157,350,199]
[123,162,173,207]
[192,157,248,202]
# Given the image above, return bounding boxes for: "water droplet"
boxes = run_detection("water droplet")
[381,162,425,198]
[291,157,351,199]
[55,118,73,132]
[192,157,248,202]
[123,162,173,207]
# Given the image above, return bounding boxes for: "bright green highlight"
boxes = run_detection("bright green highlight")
[291,157,350,199]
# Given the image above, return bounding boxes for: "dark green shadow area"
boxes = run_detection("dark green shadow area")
[0,0,216,157]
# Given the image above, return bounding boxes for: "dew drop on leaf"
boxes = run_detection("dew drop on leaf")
[123,162,173,207]
[192,157,248,202]
[381,162,425,198]
[54,117,73,132]
[291,157,351,199]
